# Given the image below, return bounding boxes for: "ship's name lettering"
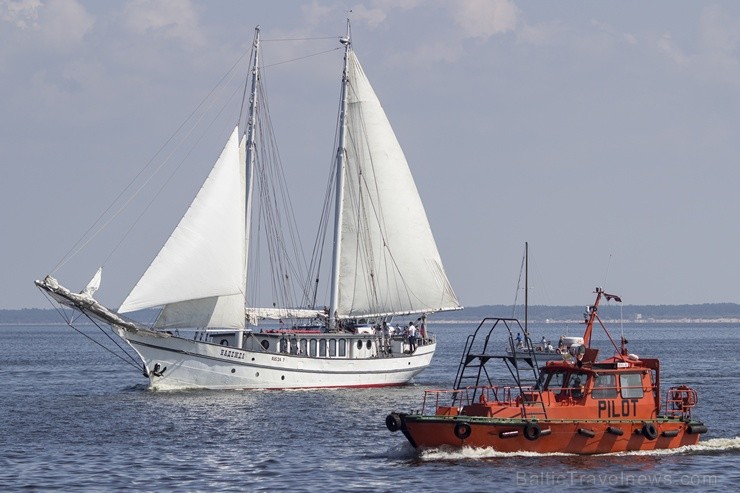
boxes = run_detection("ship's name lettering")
[597,399,639,418]
[219,349,245,360]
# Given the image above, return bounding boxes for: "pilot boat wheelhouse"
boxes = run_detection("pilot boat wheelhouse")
[386,288,707,454]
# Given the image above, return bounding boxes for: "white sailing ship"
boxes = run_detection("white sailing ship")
[36,23,460,390]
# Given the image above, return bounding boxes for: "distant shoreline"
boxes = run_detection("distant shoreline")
[3,304,739,326]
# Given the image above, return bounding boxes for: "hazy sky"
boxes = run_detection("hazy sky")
[3,0,740,310]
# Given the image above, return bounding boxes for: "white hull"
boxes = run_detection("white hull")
[115,325,435,390]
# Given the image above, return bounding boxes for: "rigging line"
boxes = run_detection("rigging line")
[261,36,341,42]
[603,253,613,289]
[262,47,342,68]
[512,246,526,319]
[39,291,141,370]
[257,79,309,289]
[52,47,251,275]
[102,82,247,268]
[262,36,340,42]
[79,311,143,369]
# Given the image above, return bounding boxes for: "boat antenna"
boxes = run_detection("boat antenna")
[602,253,612,289]
[524,241,529,337]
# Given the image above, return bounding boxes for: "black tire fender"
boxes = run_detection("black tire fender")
[385,413,402,432]
[642,423,658,440]
[454,422,472,440]
[523,422,542,441]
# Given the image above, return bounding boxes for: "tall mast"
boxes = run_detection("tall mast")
[524,241,529,337]
[238,26,260,345]
[328,19,351,331]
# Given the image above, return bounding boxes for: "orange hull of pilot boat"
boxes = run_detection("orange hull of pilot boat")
[386,288,708,454]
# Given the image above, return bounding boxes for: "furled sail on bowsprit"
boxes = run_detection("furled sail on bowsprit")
[118,126,247,329]
[336,50,460,319]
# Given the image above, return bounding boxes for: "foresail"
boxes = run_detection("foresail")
[337,51,460,319]
[118,127,247,329]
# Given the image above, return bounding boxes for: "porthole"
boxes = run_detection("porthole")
[357,340,363,350]
[231,368,236,373]
[281,375,285,380]
[366,340,372,350]
[261,339,270,350]
[255,372,260,377]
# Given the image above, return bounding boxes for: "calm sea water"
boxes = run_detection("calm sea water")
[1,321,739,492]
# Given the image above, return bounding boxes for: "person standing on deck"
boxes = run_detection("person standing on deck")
[408,322,418,353]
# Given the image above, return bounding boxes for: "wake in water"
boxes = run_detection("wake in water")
[610,437,740,457]
[396,437,740,461]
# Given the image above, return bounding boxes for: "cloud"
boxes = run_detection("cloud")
[452,0,520,39]
[40,0,94,47]
[0,0,42,29]
[121,0,205,48]
[1,0,93,47]
[657,33,688,65]
[348,4,387,28]
[590,19,638,46]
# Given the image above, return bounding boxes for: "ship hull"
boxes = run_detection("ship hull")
[115,325,435,390]
[396,415,704,454]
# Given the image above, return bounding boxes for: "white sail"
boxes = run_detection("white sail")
[118,127,247,329]
[337,51,460,319]
[80,267,102,298]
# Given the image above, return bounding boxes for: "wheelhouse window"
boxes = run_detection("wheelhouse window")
[567,372,589,399]
[620,373,644,398]
[592,373,618,398]
[309,339,317,357]
[319,338,327,357]
[543,370,567,393]
[300,339,308,355]
[339,339,347,357]
[329,338,337,357]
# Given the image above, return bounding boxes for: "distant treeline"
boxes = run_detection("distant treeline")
[3,304,740,324]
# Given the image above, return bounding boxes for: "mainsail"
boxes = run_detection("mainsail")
[336,50,459,319]
[118,126,247,329]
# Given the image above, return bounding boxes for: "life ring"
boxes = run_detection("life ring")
[385,413,402,432]
[642,423,658,440]
[523,422,542,441]
[454,422,472,440]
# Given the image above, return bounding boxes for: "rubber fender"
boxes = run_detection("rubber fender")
[454,422,472,440]
[385,413,402,432]
[661,429,680,437]
[523,422,542,441]
[606,426,624,436]
[642,423,658,440]
[687,424,708,435]
[577,428,596,438]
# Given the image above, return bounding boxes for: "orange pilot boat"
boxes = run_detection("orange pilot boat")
[386,287,708,454]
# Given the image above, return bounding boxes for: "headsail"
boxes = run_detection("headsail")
[80,267,102,298]
[336,50,460,319]
[118,127,247,329]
